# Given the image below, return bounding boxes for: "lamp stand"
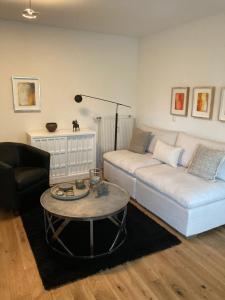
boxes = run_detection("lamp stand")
[74,94,131,151]
[114,104,119,151]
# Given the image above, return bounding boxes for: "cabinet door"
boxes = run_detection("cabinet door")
[67,135,95,176]
[32,137,67,178]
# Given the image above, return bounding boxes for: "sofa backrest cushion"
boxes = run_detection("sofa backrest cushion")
[140,126,178,153]
[176,133,225,181]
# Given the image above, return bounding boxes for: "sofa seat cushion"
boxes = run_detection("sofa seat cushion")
[103,150,161,175]
[15,167,48,190]
[135,164,225,209]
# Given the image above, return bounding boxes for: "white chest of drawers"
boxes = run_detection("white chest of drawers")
[27,129,96,184]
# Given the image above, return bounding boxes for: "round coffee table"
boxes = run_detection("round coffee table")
[40,181,129,259]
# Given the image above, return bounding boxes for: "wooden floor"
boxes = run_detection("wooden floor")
[1,200,225,300]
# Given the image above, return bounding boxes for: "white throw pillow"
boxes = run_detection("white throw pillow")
[153,140,183,168]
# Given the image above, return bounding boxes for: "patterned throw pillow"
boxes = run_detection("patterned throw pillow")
[128,128,151,154]
[187,144,225,180]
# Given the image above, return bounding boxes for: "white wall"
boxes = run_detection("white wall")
[3,14,225,144]
[0,20,137,142]
[137,13,225,142]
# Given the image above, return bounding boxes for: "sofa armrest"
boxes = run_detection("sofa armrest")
[0,161,17,210]
[20,144,50,172]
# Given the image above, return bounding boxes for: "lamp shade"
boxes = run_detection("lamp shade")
[74,95,83,103]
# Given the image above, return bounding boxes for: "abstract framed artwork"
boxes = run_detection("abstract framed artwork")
[12,76,41,112]
[192,87,215,119]
[219,87,225,122]
[170,87,189,116]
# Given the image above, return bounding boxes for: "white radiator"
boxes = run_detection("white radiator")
[96,115,135,167]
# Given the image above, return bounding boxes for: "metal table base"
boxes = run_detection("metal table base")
[44,206,127,259]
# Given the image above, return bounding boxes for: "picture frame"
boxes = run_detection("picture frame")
[170,87,190,116]
[12,76,41,112]
[219,87,225,122]
[192,87,215,119]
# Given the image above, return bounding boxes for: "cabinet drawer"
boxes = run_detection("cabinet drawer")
[67,135,95,175]
[28,130,96,183]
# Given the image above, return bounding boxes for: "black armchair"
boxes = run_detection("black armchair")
[0,142,50,213]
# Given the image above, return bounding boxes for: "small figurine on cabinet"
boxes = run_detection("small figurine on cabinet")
[72,120,80,132]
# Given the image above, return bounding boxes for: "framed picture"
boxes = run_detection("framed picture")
[192,87,215,119]
[171,87,189,116]
[219,87,225,121]
[12,76,41,112]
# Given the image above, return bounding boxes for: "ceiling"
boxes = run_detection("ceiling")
[0,0,225,37]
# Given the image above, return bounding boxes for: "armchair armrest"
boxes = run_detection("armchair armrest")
[20,144,50,171]
[0,161,17,210]
[0,161,12,170]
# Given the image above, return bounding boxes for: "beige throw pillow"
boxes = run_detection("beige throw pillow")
[128,128,151,154]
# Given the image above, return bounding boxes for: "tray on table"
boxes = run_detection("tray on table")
[50,182,89,201]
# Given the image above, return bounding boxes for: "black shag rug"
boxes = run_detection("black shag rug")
[21,202,181,290]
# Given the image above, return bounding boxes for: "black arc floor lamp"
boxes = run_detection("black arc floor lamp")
[74,94,131,151]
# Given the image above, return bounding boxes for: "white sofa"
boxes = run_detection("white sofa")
[103,127,225,237]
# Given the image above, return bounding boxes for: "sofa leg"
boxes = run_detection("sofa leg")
[186,234,198,240]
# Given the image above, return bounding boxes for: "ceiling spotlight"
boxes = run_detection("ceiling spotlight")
[22,0,39,20]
